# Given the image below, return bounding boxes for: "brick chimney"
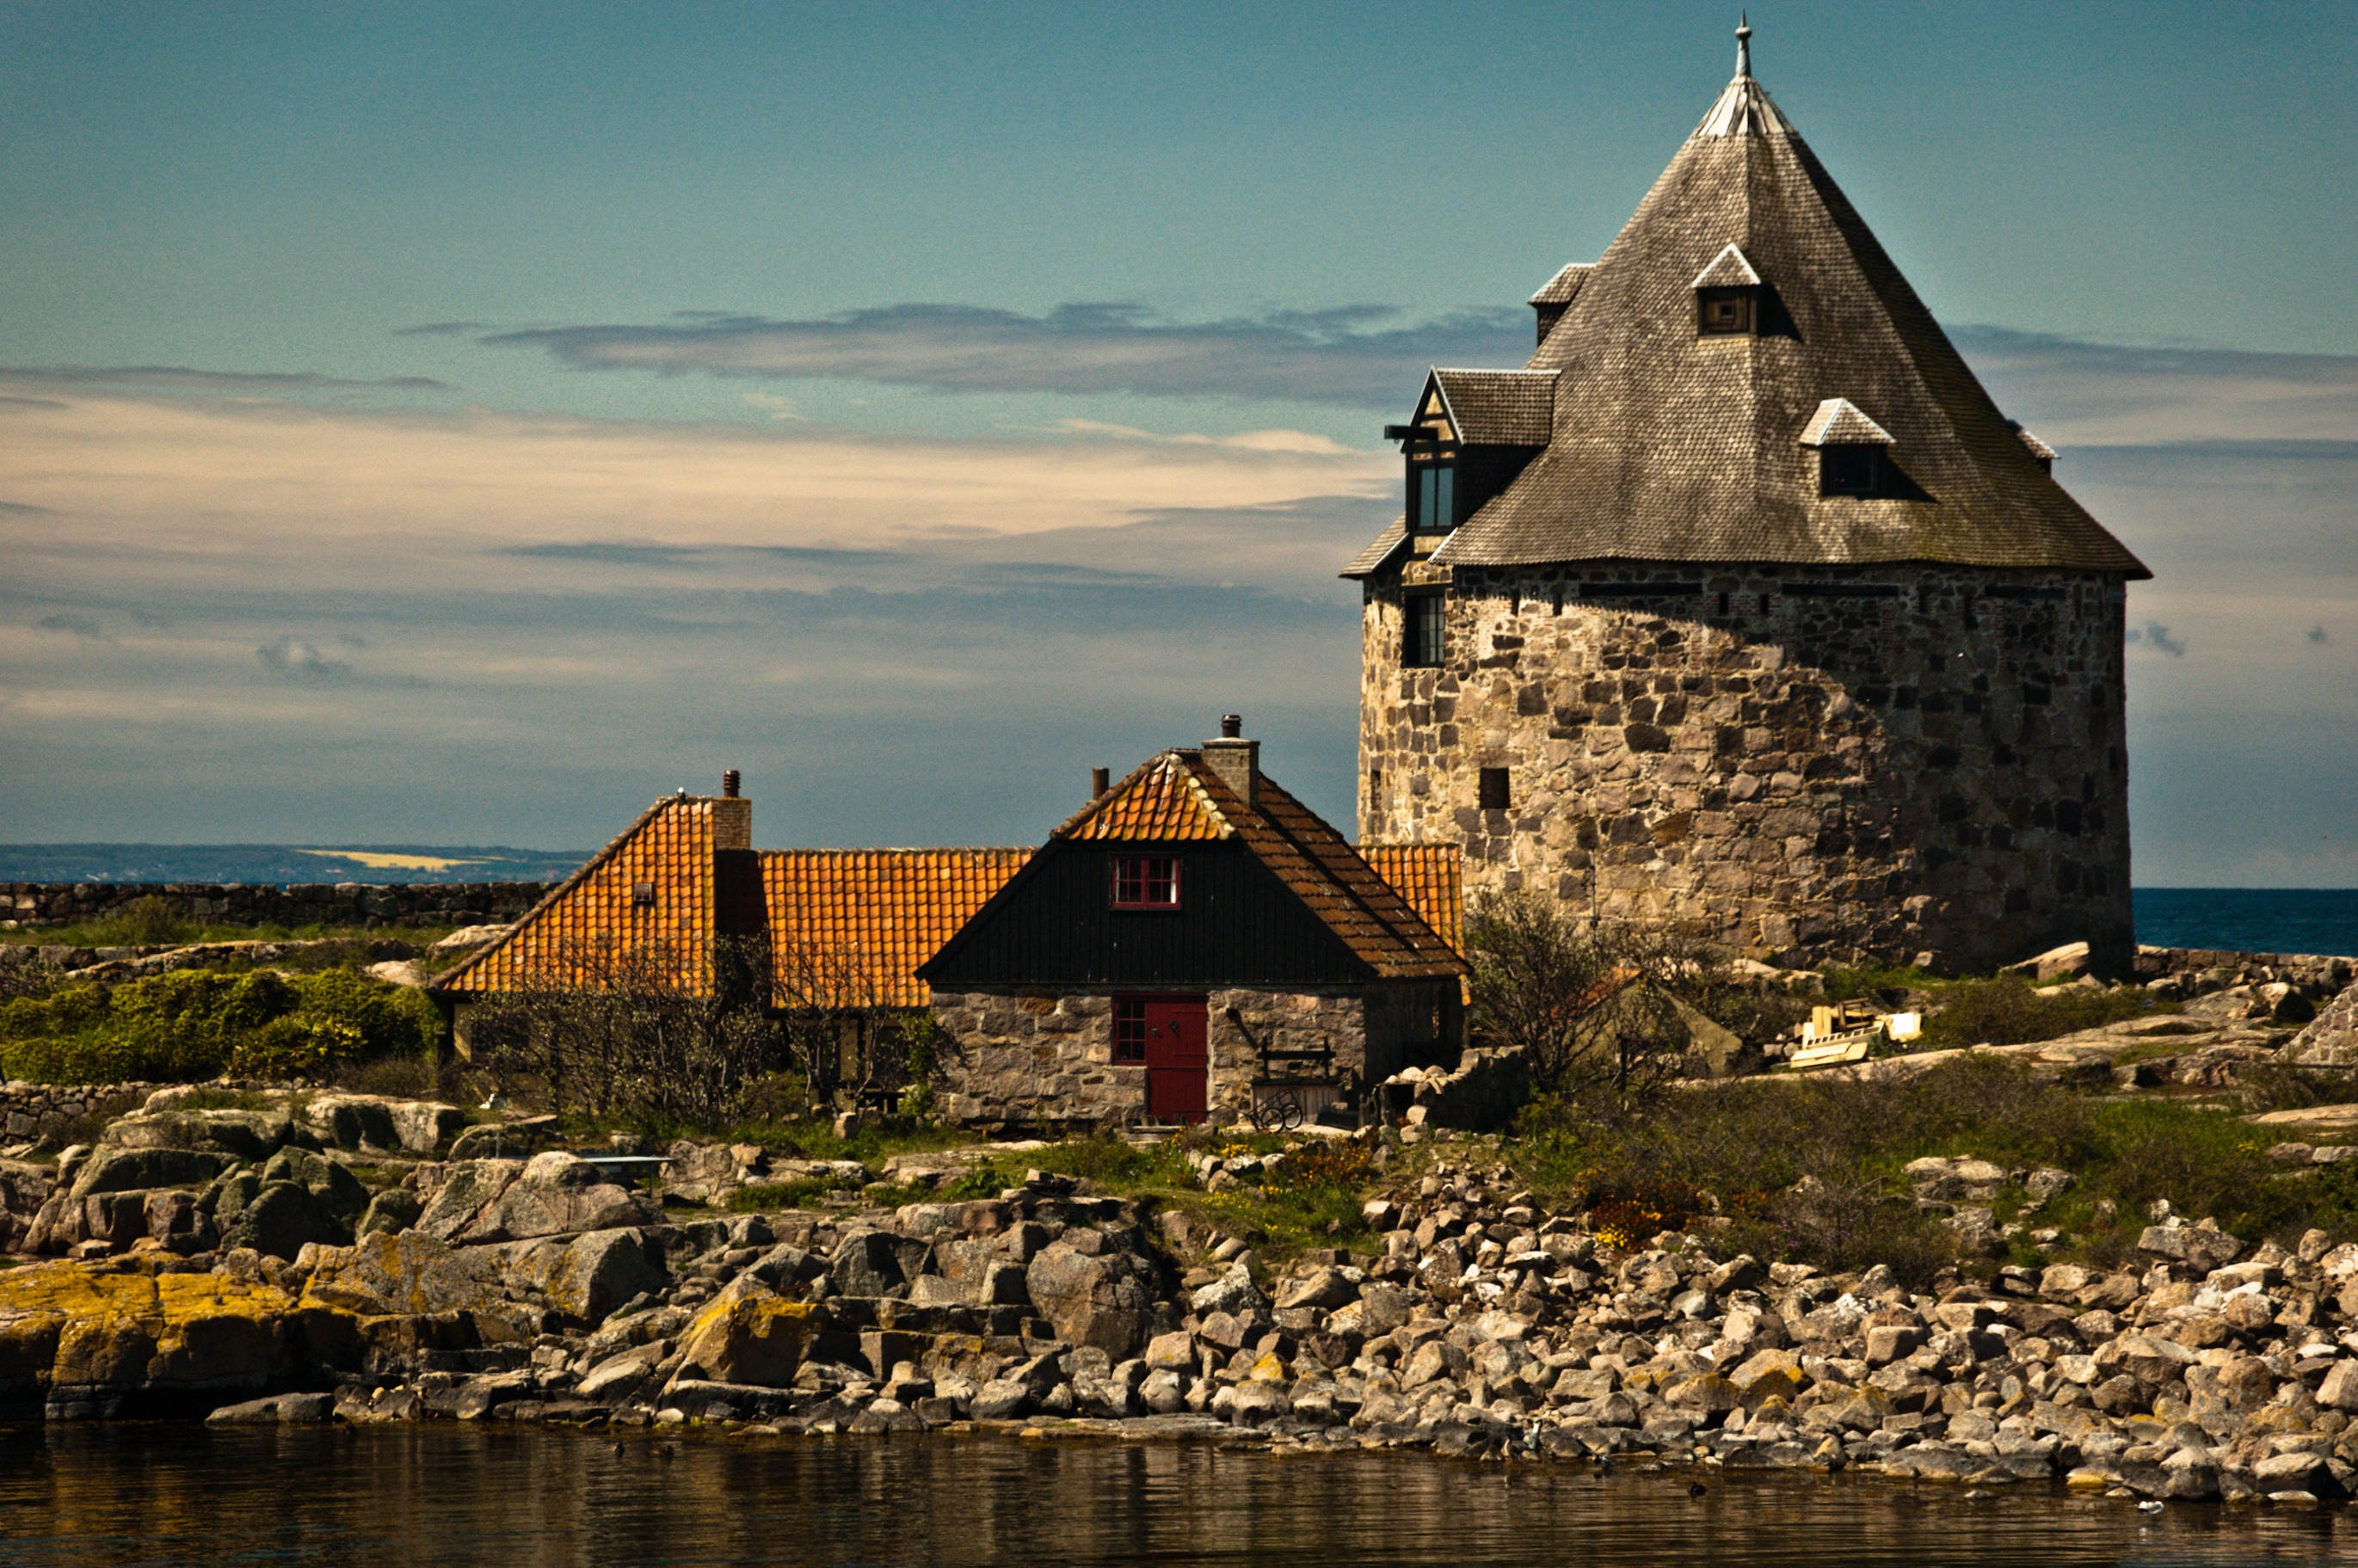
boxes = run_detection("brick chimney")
[1199,714,1259,810]
[712,769,751,850]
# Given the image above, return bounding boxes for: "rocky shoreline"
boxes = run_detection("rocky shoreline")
[3,1093,2356,1510]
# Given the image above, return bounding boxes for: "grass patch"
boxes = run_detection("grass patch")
[1916,976,2169,1050]
[1507,1055,2358,1286]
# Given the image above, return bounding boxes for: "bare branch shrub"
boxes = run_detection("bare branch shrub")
[466,934,786,1128]
[1464,892,1733,1105]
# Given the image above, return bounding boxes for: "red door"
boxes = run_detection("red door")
[1144,997,1209,1123]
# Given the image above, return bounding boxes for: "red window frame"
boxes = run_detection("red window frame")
[1110,853,1181,911]
[1113,998,1148,1062]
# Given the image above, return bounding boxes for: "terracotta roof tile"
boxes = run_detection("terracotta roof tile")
[436,794,721,995]
[1359,844,1465,956]
[1058,753,1231,841]
[1056,750,1462,982]
[437,799,1029,1009]
[762,848,1031,1009]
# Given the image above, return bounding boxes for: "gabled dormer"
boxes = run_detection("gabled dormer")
[1800,397,1896,497]
[1528,262,1594,346]
[1382,369,1555,544]
[1693,243,1765,335]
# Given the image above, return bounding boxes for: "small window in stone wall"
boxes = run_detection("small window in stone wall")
[1478,767,1511,810]
[1113,999,1147,1062]
[1404,593,1446,667]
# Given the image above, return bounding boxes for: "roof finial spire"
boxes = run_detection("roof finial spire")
[1735,11,1752,78]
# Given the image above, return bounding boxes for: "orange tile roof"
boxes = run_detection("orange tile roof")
[1059,753,1229,841]
[437,801,1030,1009]
[761,848,1032,1009]
[1360,845,1465,956]
[437,794,722,996]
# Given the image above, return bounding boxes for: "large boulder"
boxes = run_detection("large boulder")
[414,1160,523,1240]
[305,1096,465,1154]
[356,1190,423,1238]
[446,1117,563,1162]
[415,1156,652,1245]
[0,1262,298,1404]
[105,1109,301,1163]
[301,1229,520,1320]
[673,1278,817,1387]
[832,1231,929,1299]
[69,1148,227,1202]
[256,1149,371,1222]
[219,1183,346,1259]
[1025,1242,1155,1357]
[502,1228,666,1324]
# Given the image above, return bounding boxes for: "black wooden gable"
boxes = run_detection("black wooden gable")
[917,835,1376,990]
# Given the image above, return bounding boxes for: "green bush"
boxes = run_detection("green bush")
[0,965,434,1085]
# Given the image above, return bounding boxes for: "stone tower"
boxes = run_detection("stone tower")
[1346,26,2148,975]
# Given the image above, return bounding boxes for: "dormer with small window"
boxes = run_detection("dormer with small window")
[1527,261,1594,346]
[1382,368,1555,549]
[1800,397,1895,497]
[1693,243,1764,335]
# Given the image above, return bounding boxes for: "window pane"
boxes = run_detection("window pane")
[1432,466,1453,529]
[1417,467,1438,529]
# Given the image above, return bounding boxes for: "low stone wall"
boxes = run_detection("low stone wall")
[3,881,551,932]
[0,1081,159,1147]
[2134,944,2354,998]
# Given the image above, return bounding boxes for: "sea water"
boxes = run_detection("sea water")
[0,1423,2351,1566]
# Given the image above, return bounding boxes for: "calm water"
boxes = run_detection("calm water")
[0,1425,2350,1567]
[2133,889,2358,959]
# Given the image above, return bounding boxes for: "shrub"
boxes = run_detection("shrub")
[230,1015,366,1079]
[1465,896,1735,1104]
[0,965,432,1085]
[107,895,198,947]
[1918,976,2163,1050]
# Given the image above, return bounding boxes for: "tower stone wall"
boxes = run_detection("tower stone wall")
[1358,561,2133,974]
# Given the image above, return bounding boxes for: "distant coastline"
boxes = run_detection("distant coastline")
[0,844,588,887]
[2,848,2349,959]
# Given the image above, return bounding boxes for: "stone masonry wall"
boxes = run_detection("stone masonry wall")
[932,987,1380,1128]
[3,882,550,932]
[1359,562,2133,974]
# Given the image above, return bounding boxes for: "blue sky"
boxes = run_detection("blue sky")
[2,2,2352,885]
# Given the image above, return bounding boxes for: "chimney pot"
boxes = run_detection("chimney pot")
[1200,719,1259,810]
[722,769,742,799]
[1091,766,1110,798]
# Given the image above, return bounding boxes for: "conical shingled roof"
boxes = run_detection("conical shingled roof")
[1361,41,2147,580]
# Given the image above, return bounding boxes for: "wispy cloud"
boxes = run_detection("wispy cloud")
[1952,327,2358,446]
[36,612,108,641]
[0,365,446,393]
[479,302,1527,408]
[2126,620,2187,656]
[256,636,353,682]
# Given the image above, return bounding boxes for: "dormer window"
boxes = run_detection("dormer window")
[1800,397,1896,499]
[1692,243,1764,337]
[1697,289,1755,335]
[1411,458,1456,533]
